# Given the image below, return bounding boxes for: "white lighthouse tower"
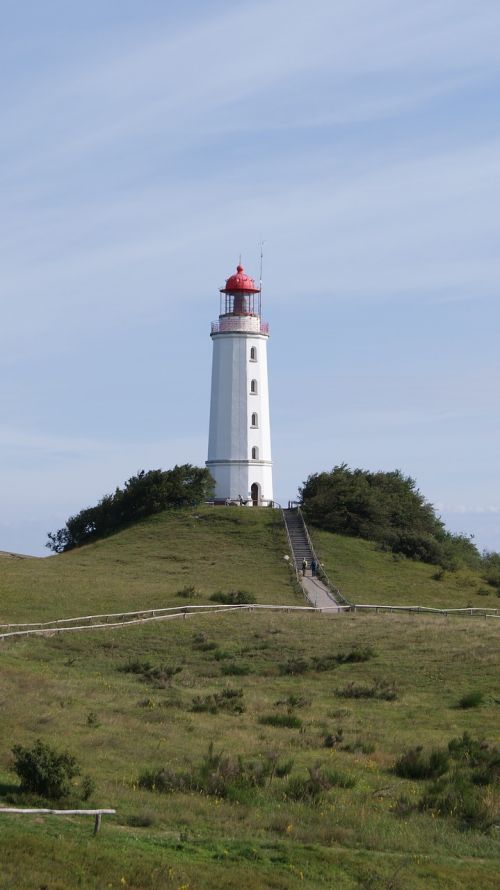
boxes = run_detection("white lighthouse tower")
[207,263,273,506]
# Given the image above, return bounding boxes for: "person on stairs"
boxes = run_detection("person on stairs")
[302,558,308,577]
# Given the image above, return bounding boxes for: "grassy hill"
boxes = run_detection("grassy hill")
[0,507,297,623]
[310,527,500,609]
[0,507,499,889]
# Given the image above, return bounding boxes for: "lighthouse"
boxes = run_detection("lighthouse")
[206,263,273,506]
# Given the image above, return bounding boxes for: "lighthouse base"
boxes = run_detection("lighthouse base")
[206,459,274,507]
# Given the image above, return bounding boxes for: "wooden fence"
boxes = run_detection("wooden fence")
[0,807,116,835]
[1,602,498,641]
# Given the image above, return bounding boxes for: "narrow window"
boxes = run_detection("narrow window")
[250,346,257,361]
[250,379,258,394]
[251,446,259,460]
[251,412,258,428]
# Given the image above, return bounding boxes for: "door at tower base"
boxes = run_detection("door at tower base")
[206,263,273,506]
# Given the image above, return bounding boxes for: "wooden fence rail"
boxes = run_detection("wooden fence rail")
[1,602,498,642]
[0,807,116,835]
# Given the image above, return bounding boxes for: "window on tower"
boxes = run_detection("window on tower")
[251,413,258,428]
[251,446,259,460]
[250,379,258,394]
[250,346,257,361]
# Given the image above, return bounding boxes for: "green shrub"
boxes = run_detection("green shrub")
[448,732,499,778]
[119,659,153,674]
[275,694,309,710]
[279,658,309,675]
[220,662,251,676]
[119,659,182,687]
[191,688,245,715]
[285,764,354,802]
[176,585,199,599]
[259,714,303,729]
[311,648,374,672]
[209,590,256,605]
[139,744,292,801]
[420,774,494,831]
[192,633,218,652]
[324,768,356,789]
[47,465,214,552]
[335,680,397,701]
[458,691,484,709]
[394,746,449,780]
[275,759,294,778]
[12,739,86,800]
[324,728,343,749]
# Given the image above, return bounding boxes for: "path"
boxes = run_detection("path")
[301,573,341,611]
[283,507,342,610]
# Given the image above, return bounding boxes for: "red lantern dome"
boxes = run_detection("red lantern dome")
[220,264,261,294]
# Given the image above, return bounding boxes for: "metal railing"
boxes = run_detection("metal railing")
[211,319,269,335]
[281,508,303,592]
[297,507,352,606]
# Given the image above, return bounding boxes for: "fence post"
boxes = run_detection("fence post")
[94,813,102,835]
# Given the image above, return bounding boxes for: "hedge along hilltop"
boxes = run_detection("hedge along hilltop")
[46,465,214,553]
[46,462,500,596]
[300,465,500,591]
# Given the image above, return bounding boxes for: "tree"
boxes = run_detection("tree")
[12,739,81,799]
[47,465,214,552]
[299,464,480,567]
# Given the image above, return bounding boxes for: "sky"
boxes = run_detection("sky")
[1,0,499,556]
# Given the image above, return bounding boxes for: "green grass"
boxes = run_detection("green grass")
[0,610,499,889]
[0,508,499,888]
[0,506,298,623]
[311,527,500,608]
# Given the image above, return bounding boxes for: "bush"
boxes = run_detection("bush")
[394,746,449,780]
[335,680,397,701]
[420,774,494,830]
[139,744,292,801]
[119,659,182,687]
[285,764,354,802]
[191,688,245,715]
[324,728,343,749]
[393,733,500,832]
[209,590,256,605]
[12,739,86,800]
[299,464,488,568]
[279,658,309,676]
[221,662,251,676]
[47,465,214,552]
[176,585,199,599]
[458,691,484,709]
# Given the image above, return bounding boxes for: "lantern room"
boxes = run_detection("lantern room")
[219,264,261,317]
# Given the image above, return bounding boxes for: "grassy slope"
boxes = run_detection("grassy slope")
[311,527,500,609]
[0,509,499,888]
[0,612,498,889]
[0,507,297,623]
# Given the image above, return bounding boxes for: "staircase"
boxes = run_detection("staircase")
[283,508,314,572]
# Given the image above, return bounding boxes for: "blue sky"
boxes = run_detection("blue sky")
[1,0,499,555]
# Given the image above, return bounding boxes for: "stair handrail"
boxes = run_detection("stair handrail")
[297,507,352,607]
[281,508,307,598]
